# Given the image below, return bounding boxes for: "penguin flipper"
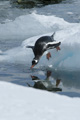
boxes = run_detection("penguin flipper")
[26,45,34,50]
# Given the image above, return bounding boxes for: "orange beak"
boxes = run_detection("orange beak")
[31,64,36,69]
[56,46,61,51]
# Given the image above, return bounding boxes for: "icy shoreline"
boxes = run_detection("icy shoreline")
[0,81,80,120]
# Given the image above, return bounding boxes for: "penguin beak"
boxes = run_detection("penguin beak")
[31,64,36,69]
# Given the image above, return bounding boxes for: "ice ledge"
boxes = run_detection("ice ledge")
[0,81,80,120]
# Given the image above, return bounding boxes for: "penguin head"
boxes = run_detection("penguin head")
[31,58,39,69]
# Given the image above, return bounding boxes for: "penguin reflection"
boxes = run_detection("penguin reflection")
[27,71,62,92]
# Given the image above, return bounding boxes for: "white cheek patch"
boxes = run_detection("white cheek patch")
[35,59,38,63]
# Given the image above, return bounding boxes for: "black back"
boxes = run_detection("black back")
[33,36,54,56]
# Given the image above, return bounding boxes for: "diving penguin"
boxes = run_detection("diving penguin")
[26,33,61,68]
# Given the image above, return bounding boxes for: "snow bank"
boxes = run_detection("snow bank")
[0,81,80,120]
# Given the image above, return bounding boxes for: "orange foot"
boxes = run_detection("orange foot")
[46,71,51,78]
[46,52,51,60]
[56,46,61,51]
[56,79,61,87]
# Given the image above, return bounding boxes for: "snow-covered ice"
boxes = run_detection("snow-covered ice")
[0,81,80,120]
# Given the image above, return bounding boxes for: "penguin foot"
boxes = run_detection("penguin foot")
[56,46,61,51]
[46,71,51,78]
[46,52,51,60]
[56,79,61,87]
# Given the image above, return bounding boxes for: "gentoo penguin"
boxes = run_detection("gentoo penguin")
[26,33,61,68]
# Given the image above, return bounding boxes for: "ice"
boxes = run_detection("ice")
[0,12,70,39]
[0,13,52,39]
[0,81,80,120]
[0,13,80,70]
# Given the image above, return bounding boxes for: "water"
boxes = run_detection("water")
[0,0,80,97]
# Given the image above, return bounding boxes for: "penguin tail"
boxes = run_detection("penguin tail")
[51,32,55,38]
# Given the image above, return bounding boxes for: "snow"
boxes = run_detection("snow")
[0,1,80,119]
[0,81,80,120]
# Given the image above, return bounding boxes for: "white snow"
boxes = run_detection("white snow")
[0,81,80,120]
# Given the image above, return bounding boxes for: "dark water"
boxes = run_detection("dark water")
[0,0,80,97]
[0,61,80,97]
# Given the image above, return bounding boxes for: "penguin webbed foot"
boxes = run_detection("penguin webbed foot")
[56,79,61,87]
[56,46,61,51]
[46,52,51,60]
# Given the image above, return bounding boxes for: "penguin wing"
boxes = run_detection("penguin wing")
[26,45,35,54]
[26,45,34,49]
